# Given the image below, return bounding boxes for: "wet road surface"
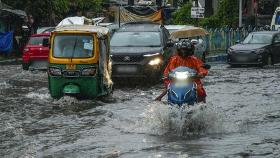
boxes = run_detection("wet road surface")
[0,63,280,158]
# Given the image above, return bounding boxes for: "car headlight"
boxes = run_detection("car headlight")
[48,67,62,76]
[81,67,97,76]
[148,58,162,66]
[227,48,233,54]
[254,48,265,54]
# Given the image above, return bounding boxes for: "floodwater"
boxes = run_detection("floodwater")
[0,62,280,158]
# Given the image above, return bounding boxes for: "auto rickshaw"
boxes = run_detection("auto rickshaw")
[46,25,113,99]
[169,27,209,62]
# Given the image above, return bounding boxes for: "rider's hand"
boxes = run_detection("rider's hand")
[155,96,162,101]
[196,74,205,78]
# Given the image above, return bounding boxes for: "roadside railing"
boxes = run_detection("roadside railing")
[204,26,270,55]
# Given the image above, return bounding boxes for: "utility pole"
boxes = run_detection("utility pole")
[118,0,121,28]
[239,0,242,27]
[195,0,198,27]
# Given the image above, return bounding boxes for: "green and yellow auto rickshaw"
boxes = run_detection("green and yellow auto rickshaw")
[46,25,113,99]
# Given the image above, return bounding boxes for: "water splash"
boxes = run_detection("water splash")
[135,101,226,136]
[25,88,50,101]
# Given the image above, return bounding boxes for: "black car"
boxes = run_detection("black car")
[227,31,280,66]
[110,22,171,80]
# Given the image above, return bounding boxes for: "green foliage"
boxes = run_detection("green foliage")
[172,0,239,28]
[171,2,197,25]
[2,0,104,26]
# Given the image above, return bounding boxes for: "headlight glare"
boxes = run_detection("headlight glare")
[175,72,190,80]
[148,58,162,66]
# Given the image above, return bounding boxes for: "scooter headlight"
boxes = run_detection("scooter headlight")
[148,58,162,66]
[174,71,190,80]
[81,67,97,76]
[48,67,62,76]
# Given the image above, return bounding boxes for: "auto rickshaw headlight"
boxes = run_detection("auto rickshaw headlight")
[48,67,62,76]
[81,67,97,76]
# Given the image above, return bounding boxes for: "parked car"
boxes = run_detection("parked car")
[110,22,171,80]
[22,33,50,70]
[227,31,280,66]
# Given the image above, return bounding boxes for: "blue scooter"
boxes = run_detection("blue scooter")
[167,64,211,108]
[167,66,198,107]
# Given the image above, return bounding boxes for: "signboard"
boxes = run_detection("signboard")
[191,7,205,18]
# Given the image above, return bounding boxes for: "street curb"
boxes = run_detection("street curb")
[206,54,227,63]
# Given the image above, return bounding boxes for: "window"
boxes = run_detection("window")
[28,36,47,45]
[243,33,273,44]
[110,32,161,47]
[53,35,94,58]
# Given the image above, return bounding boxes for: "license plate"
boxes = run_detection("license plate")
[116,66,137,73]
[236,56,247,62]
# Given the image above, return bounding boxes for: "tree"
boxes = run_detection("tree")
[171,0,239,28]
[2,0,105,26]
[171,2,197,25]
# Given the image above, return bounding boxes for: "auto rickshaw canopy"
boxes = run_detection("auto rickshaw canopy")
[170,27,208,41]
[54,25,110,38]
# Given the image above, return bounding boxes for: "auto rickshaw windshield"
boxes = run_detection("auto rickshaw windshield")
[53,34,94,58]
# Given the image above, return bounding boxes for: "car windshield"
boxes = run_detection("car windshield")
[110,32,161,47]
[53,35,94,58]
[28,36,47,45]
[243,33,273,44]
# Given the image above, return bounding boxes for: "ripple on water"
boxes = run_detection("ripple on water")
[25,88,51,101]
[0,81,12,89]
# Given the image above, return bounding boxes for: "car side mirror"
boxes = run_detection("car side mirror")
[235,40,240,44]
[42,38,49,47]
[165,40,174,48]
[191,39,198,45]
[203,64,211,70]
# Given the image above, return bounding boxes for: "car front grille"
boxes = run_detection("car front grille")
[111,55,144,63]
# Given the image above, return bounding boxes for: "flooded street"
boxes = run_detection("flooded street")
[1,62,280,158]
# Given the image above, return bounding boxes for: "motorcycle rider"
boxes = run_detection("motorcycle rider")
[155,39,208,102]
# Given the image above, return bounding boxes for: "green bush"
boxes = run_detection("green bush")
[171,0,239,28]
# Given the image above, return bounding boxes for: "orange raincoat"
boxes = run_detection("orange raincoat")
[163,55,208,99]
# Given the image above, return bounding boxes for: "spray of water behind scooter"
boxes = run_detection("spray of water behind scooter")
[140,101,224,137]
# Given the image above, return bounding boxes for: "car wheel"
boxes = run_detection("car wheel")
[267,54,273,66]
[22,63,29,70]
